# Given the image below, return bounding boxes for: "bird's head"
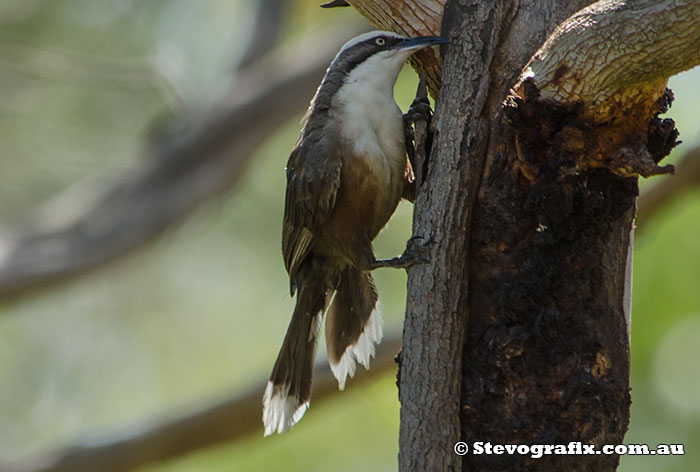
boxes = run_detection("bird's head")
[309,31,447,100]
[302,31,447,124]
[330,30,448,80]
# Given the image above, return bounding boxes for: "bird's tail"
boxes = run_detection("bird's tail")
[263,279,327,436]
[325,267,383,390]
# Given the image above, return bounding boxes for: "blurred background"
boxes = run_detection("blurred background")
[0,1,698,471]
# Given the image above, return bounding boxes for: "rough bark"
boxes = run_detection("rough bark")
[348,0,698,471]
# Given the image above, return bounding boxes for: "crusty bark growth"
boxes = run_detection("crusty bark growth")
[457,73,680,472]
[505,81,679,181]
[646,90,681,164]
[465,161,635,470]
[460,64,680,472]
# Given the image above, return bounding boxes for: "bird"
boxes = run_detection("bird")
[263,30,448,436]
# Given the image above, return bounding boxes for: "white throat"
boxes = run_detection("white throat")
[332,49,411,156]
[331,49,411,191]
[342,49,410,97]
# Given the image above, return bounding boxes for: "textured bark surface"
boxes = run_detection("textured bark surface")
[518,0,700,113]
[431,3,605,470]
[345,1,697,471]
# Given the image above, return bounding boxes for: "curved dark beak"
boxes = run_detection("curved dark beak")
[397,36,449,50]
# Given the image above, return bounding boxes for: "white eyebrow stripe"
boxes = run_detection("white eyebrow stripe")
[332,30,405,62]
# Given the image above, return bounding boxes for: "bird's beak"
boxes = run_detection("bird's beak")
[397,36,449,51]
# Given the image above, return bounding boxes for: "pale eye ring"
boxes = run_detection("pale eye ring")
[375,37,386,46]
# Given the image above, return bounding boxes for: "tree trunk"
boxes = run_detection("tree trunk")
[349,0,699,471]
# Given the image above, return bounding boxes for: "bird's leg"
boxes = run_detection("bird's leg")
[403,74,433,189]
[402,96,432,167]
[370,236,432,270]
[404,96,432,126]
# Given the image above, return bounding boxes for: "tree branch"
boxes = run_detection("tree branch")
[2,335,401,472]
[236,0,287,68]
[509,0,695,182]
[0,26,363,302]
[516,0,700,118]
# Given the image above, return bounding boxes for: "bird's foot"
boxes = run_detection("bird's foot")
[371,236,432,270]
[403,96,432,126]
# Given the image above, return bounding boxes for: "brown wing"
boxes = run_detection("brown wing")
[282,132,342,294]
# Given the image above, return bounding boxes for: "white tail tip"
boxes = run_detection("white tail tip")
[262,381,309,436]
[328,306,383,390]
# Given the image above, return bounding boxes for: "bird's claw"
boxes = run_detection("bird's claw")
[371,236,433,270]
[406,235,433,263]
[404,97,432,125]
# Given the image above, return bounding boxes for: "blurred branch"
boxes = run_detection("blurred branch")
[2,335,400,472]
[637,145,700,231]
[0,36,157,88]
[0,25,364,302]
[237,0,287,68]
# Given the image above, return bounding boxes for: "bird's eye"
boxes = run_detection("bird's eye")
[375,37,386,46]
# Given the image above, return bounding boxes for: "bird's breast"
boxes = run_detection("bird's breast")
[321,85,407,250]
[332,85,406,188]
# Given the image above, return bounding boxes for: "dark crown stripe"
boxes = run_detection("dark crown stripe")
[308,35,403,114]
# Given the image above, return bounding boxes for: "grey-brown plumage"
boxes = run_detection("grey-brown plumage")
[263,30,447,436]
